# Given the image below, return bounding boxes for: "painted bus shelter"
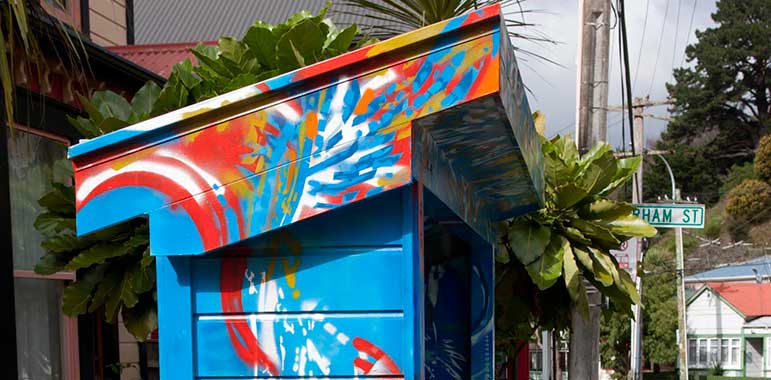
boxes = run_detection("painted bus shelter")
[68,4,544,380]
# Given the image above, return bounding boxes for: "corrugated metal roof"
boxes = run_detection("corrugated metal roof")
[706,282,771,318]
[108,42,215,78]
[134,0,400,44]
[686,255,771,283]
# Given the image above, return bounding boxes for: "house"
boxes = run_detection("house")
[686,282,771,377]
[1,2,162,380]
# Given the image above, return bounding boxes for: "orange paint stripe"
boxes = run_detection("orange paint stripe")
[355,88,375,115]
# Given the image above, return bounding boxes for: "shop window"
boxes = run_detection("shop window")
[7,128,78,380]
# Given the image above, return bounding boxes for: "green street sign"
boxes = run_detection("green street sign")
[632,204,705,228]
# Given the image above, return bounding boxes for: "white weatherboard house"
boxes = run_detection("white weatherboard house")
[686,282,771,377]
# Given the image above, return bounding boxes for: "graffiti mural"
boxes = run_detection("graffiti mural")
[71,3,544,380]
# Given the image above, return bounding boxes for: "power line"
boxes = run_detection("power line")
[632,0,651,91]
[647,0,672,96]
[669,0,683,75]
[680,0,698,67]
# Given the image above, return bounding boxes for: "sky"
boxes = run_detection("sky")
[505,0,719,151]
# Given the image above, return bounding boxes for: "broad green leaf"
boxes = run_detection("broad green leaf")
[218,36,245,64]
[65,243,128,271]
[38,184,75,214]
[130,81,161,120]
[34,251,71,275]
[563,246,589,318]
[571,219,621,250]
[224,73,260,92]
[89,267,122,313]
[588,248,614,286]
[578,199,635,220]
[140,247,154,268]
[34,212,75,237]
[76,93,104,124]
[506,220,551,265]
[122,300,157,341]
[97,117,130,134]
[551,134,579,165]
[53,159,74,181]
[91,91,132,121]
[599,155,642,196]
[577,150,617,194]
[277,19,325,71]
[41,234,80,253]
[572,246,594,270]
[599,215,658,238]
[130,258,155,294]
[616,266,641,304]
[172,60,201,89]
[553,182,589,209]
[544,150,575,187]
[326,24,359,53]
[286,9,315,26]
[562,226,591,245]
[62,264,107,316]
[191,44,231,77]
[526,235,568,290]
[579,143,612,167]
[104,269,137,321]
[243,25,278,69]
[67,115,99,138]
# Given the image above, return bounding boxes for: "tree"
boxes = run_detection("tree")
[641,247,678,369]
[496,134,657,355]
[652,0,771,203]
[600,308,631,379]
[33,5,369,340]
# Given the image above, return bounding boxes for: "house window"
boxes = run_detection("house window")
[688,337,741,368]
[7,128,78,380]
[40,0,81,31]
[688,339,697,363]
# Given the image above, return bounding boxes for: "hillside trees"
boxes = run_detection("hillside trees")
[647,0,771,204]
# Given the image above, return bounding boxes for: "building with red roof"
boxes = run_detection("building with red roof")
[686,281,771,377]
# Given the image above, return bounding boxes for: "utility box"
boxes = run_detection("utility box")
[68,4,543,379]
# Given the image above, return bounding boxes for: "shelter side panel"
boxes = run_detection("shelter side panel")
[187,190,415,378]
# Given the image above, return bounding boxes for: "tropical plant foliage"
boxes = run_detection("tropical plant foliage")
[495,134,657,356]
[34,5,370,340]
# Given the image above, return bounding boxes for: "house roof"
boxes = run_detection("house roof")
[706,282,771,319]
[686,255,771,283]
[134,0,399,44]
[108,42,215,78]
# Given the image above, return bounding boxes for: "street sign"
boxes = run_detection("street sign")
[610,237,640,278]
[632,204,705,228]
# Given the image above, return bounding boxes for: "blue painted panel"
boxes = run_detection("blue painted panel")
[192,248,407,314]
[156,256,194,380]
[195,313,407,378]
[470,243,494,380]
[181,187,417,378]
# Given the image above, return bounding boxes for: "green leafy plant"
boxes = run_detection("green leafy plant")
[495,134,657,355]
[34,5,368,340]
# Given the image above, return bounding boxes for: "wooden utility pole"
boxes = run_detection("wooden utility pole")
[575,0,611,153]
[572,0,611,379]
[630,97,645,380]
[607,97,672,380]
[675,188,689,380]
